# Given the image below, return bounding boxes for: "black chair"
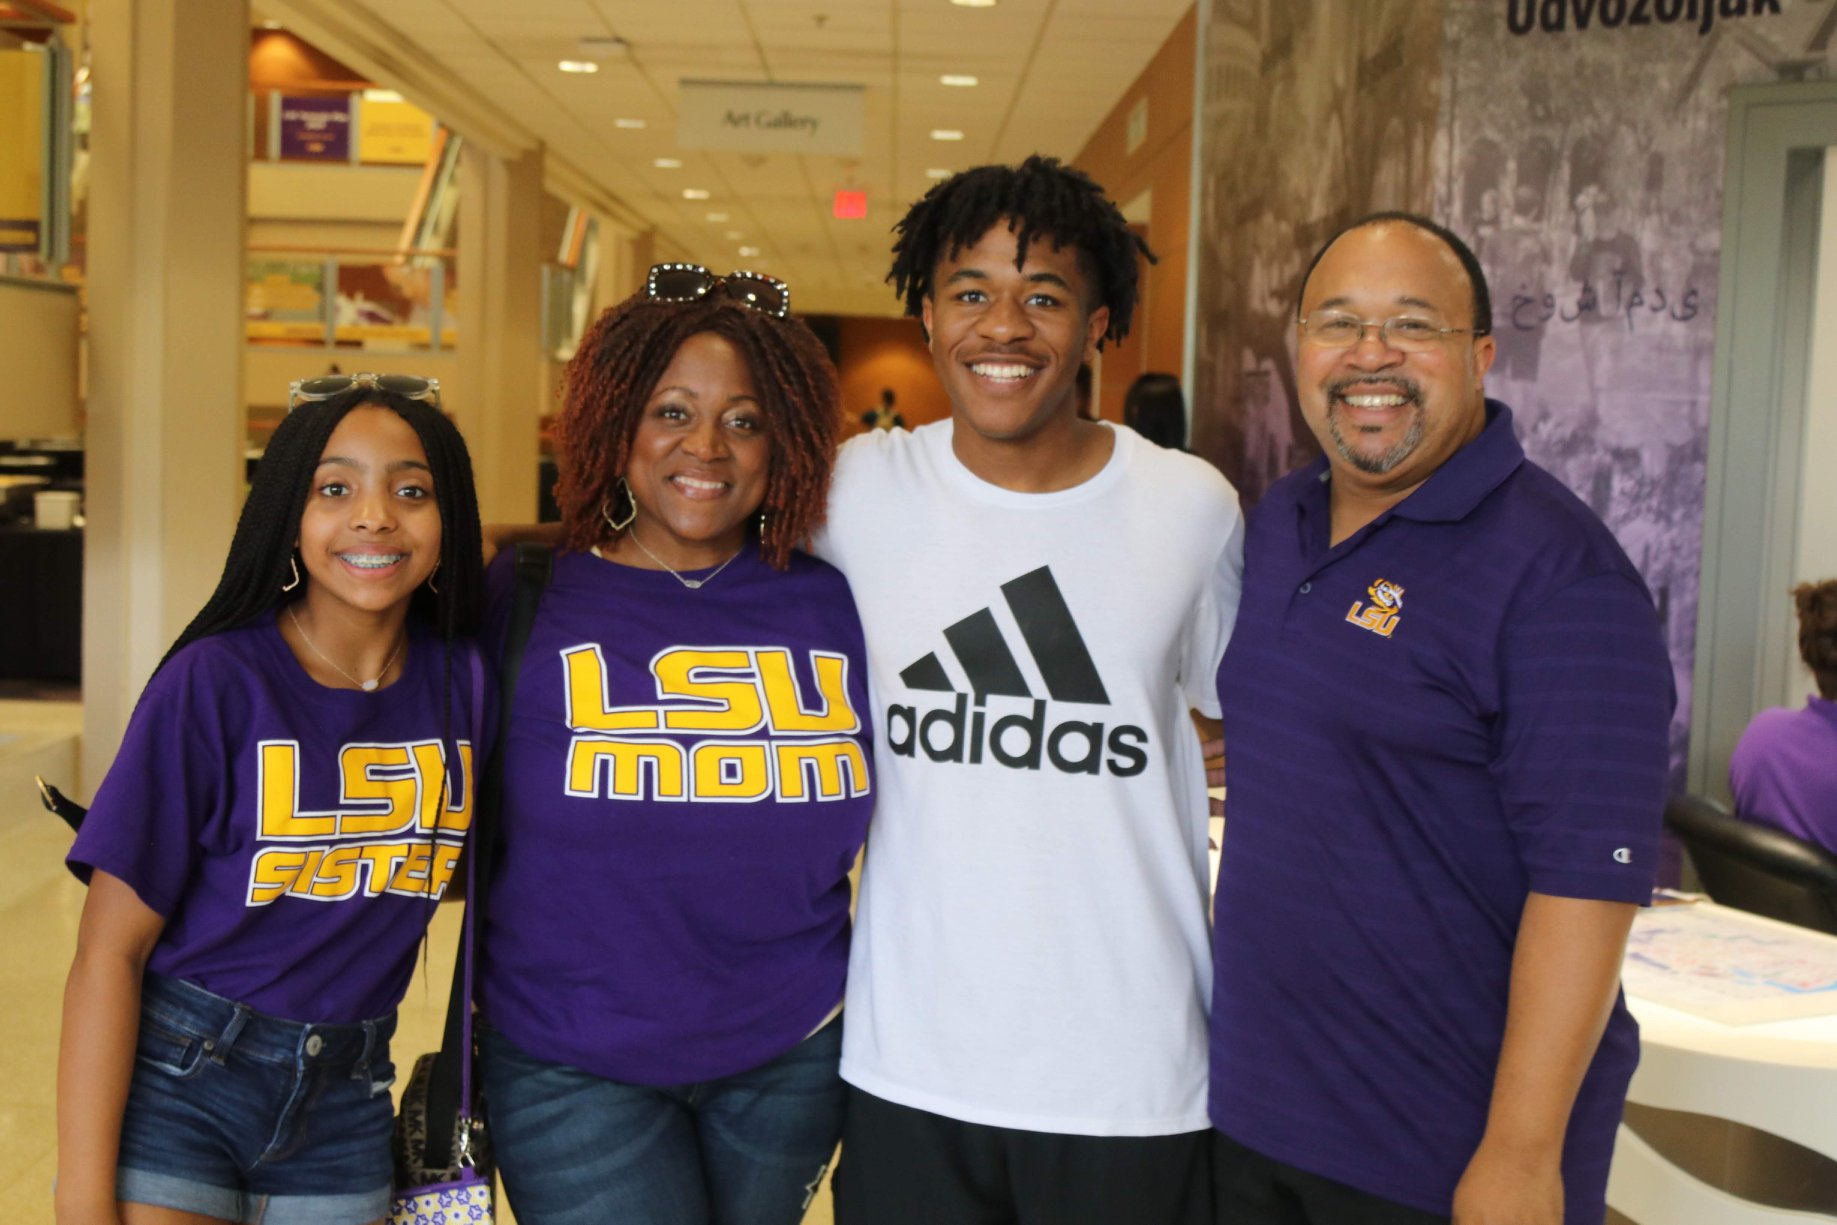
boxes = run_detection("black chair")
[1665,792,1837,936]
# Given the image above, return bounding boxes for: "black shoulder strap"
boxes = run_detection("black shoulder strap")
[424,543,553,1166]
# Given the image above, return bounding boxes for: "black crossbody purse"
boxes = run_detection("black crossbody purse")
[389,545,552,1223]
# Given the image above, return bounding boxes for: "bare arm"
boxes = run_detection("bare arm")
[56,872,165,1225]
[1452,892,1636,1225]
[1190,712,1224,819]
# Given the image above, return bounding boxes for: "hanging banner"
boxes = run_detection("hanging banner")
[358,94,435,165]
[278,95,351,161]
[677,80,864,156]
[0,49,46,251]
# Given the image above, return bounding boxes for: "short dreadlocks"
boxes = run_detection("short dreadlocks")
[887,154,1156,345]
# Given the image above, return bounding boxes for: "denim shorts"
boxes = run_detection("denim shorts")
[114,972,399,1225]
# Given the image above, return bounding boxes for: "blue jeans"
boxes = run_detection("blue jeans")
[480,1017,845,1225]
[114,973,397,1225]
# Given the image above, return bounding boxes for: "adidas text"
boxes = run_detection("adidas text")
[886,695,1149,777]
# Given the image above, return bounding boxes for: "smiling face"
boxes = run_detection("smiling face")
[621,330,772,568]
[296,404,442,619]
[920,221,1110,449]
[1297,221,1496,499]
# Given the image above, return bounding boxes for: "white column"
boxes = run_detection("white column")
[456,144,544,523]
[83,0,248,792]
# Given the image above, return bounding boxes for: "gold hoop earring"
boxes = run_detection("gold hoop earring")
[602,477,637,532]
[426,561,440,594]
[281,554,303,593]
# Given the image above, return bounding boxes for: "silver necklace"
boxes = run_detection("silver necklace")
[604,529,742,590]
[286,604,405,692]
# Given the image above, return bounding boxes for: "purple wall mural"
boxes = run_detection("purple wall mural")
[1192,0,1837,778]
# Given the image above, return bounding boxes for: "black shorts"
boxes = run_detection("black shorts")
[1212,1131,1449,1225]
[832,1084,1211,1225]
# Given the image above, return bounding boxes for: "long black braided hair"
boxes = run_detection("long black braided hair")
[887,154,1156,346]
[163,387,483,667]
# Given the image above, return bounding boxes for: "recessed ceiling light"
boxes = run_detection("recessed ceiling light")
[952,0,998,7]
[931,129,965,141]
[683,188,711,200]
[925,168,953,179]
[654,157,683,169]
[940,74,979,87]
[260,20,283,30]
[738,246,762,258]
[558,60,600,74]
[614,117,646,129]
[706,212,729,222]
[724,230,744,240]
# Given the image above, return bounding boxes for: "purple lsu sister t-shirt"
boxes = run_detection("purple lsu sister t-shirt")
[68,617,486,1023]
[1210,404,1674,1222]
[477,545,874,1086]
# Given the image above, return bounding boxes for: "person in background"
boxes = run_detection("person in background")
[1209,213,1672,1225]
[58,378,486,1225]
[1124,371,1189,450]
[475,267,873,1225]
[1731,579,1837,853]
[861,386,906,431]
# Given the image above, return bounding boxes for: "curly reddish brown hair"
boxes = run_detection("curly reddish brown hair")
[555,295,841,569]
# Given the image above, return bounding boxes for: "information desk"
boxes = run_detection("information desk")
[1609,902,1837,1223]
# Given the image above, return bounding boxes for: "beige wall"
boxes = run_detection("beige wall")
[1783,143,1837,705]
[0,278,80,440]
[1072,6,1196,418]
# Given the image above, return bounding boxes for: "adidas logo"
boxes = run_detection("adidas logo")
[887,566,1149,778]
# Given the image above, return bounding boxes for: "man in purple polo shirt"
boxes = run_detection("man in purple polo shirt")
[1209,213,1673,1225]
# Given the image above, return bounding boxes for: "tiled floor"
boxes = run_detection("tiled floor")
[0,700,834,1223]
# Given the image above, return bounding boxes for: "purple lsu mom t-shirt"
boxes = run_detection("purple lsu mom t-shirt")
[477,544,874,1085]
[68,617,487,1023]
[1210,404,1674,1222]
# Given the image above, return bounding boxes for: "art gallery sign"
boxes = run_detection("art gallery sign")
[677,80,864,156]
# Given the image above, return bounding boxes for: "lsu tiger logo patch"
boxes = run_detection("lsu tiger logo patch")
[1345,578,1404,639]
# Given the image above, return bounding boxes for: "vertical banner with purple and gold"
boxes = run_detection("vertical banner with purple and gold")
[1192,0,1837,778]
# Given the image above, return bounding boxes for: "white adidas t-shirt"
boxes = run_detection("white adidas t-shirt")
[814,421,1245,1136]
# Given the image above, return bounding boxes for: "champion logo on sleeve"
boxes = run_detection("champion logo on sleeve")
[886,567,1149,777]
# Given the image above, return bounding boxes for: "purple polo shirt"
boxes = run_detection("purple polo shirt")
[1210,402,1673,1222]
[1730,697,1837,854]
[477,545,874,1085]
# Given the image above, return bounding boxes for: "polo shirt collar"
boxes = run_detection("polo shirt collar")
[1303,398,1524,523]
[1386,399,1525,523]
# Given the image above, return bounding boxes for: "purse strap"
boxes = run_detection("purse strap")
[426,543,553,1169]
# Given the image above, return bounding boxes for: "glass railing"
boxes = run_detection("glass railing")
[246,249,457,350]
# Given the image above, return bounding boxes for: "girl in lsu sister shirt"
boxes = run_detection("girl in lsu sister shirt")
[58,380,487,1225]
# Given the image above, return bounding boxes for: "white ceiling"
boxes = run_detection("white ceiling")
[258,0,1190,315]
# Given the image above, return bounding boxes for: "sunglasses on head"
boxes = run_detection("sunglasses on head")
[287,372,441,411]
[645,263,791,319]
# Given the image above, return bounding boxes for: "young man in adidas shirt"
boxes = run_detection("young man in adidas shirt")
[816,155,1245,1224]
